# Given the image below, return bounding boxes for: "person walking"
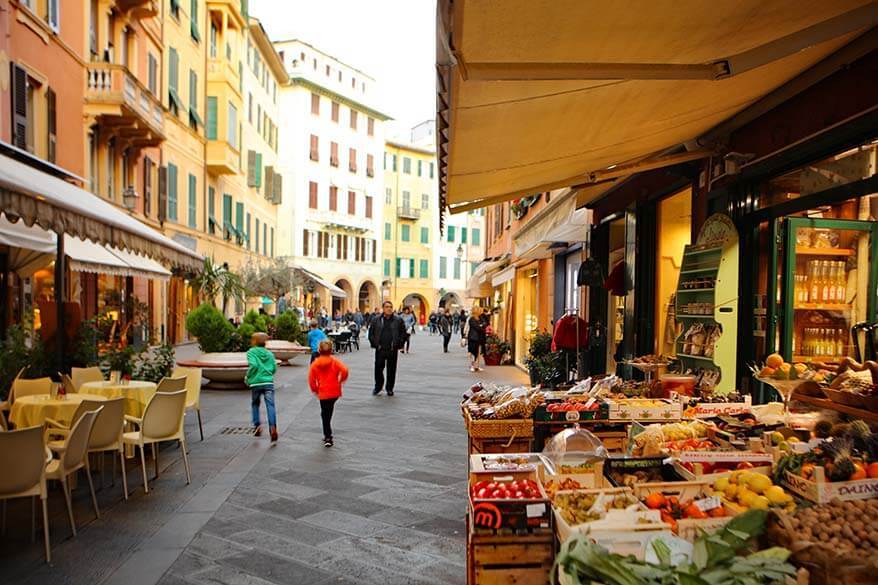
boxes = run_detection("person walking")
[368,300,404,396]
[452,310,460,334]
[307,319,328,362]
[465,307,487,372]
[458,309,468,336]
[438,308,453,353]
[308,340,349,447]
[246,332,279,442]
[400,306,416,353]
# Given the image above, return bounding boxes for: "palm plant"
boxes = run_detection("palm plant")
[193,257,245,314]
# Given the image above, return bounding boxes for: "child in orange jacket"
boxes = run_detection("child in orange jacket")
[308,340,349,447]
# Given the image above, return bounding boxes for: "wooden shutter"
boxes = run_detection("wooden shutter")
[247,150,256,186]
[264,166,274,199]
[368,117,374,136]
[342,235,349,260]
[143,157,152,217]
[348,190,355,215]
[46,87,56,163]
[349,148,357,172]
[310,93,319,115]
[158,165,168,222]
[11,63,28,149]
[371,240,376,263]
[330,142,338,166]
[255,152,262,187]
[350,110,357,130]
[309,181,317,208]
[331,101,339,122]
[366,154,374,177]
[336,234,342,259]
[329,186,337,211]
[309,134,318,161]
[365,196,373,218]
[273,173,282,204]
[395,258,401,277]
[409,259,415,279]
[206,96,217,139]
[303,229,309,256]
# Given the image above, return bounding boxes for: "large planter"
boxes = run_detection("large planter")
[483,354,502,366]
[177,352,251,390]
[266,340,310,365]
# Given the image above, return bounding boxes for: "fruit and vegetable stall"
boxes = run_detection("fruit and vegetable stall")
[461,354,878,585]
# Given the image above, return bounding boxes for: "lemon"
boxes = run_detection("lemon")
[747,474,773,495]
[770,431,785,446]
[738,488,758,507]
[729,471,745,485]
[764,485,787,505]
[778,441,791,452]
[787,436,801,444]
[713,477,730,492]
[751,495,770,510]
[724,484,739,500]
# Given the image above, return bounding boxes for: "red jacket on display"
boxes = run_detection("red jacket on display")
[552,314,589,351]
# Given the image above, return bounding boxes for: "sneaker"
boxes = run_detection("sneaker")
[372,388,382,396]
[270,427,278,442]
[469,366,476,372]
[324,438,333,448]
[253,426,262,437]
[387,390,394,396]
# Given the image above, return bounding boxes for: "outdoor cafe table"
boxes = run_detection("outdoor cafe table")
[9,393,108,428]
[79,380,157,418]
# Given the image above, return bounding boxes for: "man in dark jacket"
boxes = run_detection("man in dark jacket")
[368,300,405,396]
[438,309,453,353]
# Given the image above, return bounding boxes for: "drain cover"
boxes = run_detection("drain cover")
[220,426,257,436]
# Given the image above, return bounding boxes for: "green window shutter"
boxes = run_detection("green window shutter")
[420,227,428,244]
[270,227,274,256]
[384,222,391,240]
[419,259,428,279]
[472,228,481,246]
[383,259,390,276]
[235,201,244,245]
[208,186,216,234]
[255,218,260,251]
[409,259,415,279]
[167,163,178,221]
[169,48,178,92]
[188,174,197,228]
[246,212,251,248]
[472,261,478,276]
[206,96,217,139]
[454,257,461,279]
[190,0,200,42]
[461,227,468,243]
[439,256,447,279]
[255,152,262,188]
[246,151,256,186]
[447,226,455,242]
[395,258,401,277]
[401,225,410,242]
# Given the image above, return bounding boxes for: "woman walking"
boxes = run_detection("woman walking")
[465,307,486,372]
[401,306,417,354]
[438,308,452,353]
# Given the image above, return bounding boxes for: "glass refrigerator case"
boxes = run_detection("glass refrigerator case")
[771,217,878,364]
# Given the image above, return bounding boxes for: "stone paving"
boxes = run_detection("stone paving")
[0,331,527,585]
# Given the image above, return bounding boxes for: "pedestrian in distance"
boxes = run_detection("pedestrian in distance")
[307,319,328,363]
[368,300,405,396]
[400,306,417,353]
[458,309,468,336]
[428,311,438,335]
[465,307,487,372]
[438,308,453,353]
[452,310,460,334]
[308,340,349,447]
[246,332,279,442]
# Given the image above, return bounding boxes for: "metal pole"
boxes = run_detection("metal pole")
[54,232,66,374]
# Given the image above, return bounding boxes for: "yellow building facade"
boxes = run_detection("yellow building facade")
[382,140,438,324]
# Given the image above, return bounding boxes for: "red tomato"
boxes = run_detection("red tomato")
[486,482,497,491]
[473,481,489,491]
[736,461,754,470]
[490,489,503,498]
[513,491,524,499]
[509,481,521,491]
[523,489,535,498]
[476,488,488,499]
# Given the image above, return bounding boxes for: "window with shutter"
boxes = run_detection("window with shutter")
[206,96,217,139]
[167,163,178,221]
[336,234,342,259]
[366,154,374,177]
[255,218,260,251]
[348,148,357,173]
[254,153,262,188]
[472,228,481,246]
[401,225,410,242]
[420,227,428,244]
[409,259,415,279]
[421,193,429,209]
[190,0,200,41]
[384,223,391,240]
[310,93,319,115]
[461,227,468,243]
[454,258,461,279]
[247,150,256,186]
[273,173,282,204]
[235,202,244,244]
[371,240,376,263]
[365,196,373,218]
[429,162,435,178]
[309,135,319,161]
[420,259,428,279]
[439,256,447,278]
[246,212,251,248]
[309,181,318,209]
[270,228,274,257]
[395,257,401,277]
[144,157,153,217]
[342,235,349,260]
[349,110,357,130]
[264,166,274,199]
[158,165,168,222]
[168,48,183,115]
[222,193,232,239]
[367,117,374,136]
[330,142,338,166]
[384,259,390,276]
[148,54,158,95]
[47,0,60,32]
[188,174,197,228]
[331,101,339,122]
[417,160,423,177]
[46,87,56,163]
[329,186,337,211]
[403,157,411,174]
[11,64,28,150]
[207,186,216,233]
[348,190,355,215]
[303,229,309,256]
[264,224,268,254]
[188,70,202,129]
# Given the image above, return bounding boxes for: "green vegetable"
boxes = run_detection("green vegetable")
[553,510,796,585]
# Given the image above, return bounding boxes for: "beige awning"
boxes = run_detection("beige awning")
[293,265,347,298]
[109,246,172,281]
[0,214,55,275]
[436,1,876,211]
[0,149,202,270]
[513,189,594,257]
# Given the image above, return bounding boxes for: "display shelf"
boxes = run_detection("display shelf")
[684,246,723,256]
[676,353,715,361]
[794,303,852,311]
[795,247,855,257]
[677,288,715,293]
[793,394,878,423]
[680,267,719,275]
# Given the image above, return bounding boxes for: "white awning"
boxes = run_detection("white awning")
[491,266,516,287]
[0,215,55,276]
[65,236,132,275]
[294,266,347,298]
[513,189,593,257]
[110,246,172,281]
[0,148,202,269]
[436,1,875,210]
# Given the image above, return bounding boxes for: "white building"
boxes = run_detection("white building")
[274,40,390,313]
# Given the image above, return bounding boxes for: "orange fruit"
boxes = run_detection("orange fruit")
[851,463,867,481]
[867,462,878,479]
[645,493,667,510]
[766,353,784,369]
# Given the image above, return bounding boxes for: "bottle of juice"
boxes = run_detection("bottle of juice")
[809,261,819,303]
[837,261,846,303]
[820,261,830,303]
[827,262,837,302]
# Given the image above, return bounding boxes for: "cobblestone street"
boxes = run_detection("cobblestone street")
[0,334,526,585]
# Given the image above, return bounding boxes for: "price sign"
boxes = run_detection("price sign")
[694,496,722,512]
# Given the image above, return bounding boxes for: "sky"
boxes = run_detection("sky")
[250,0,437,139]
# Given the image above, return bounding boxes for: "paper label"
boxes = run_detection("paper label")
[677,451,773,463]
[565,410,581,422]
[526,503,546,518]
[694,496,721,512]
[585,397,596,408]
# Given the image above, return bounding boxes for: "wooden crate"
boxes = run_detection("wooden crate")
[468,530,554,585]
[469,435,533,455]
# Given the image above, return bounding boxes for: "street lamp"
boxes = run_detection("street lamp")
[456,243,464,259]
[122,185,138,210]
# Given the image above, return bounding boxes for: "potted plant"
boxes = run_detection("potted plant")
[185,303,235,353]
[483,334,511,366]
[524,331,568,388]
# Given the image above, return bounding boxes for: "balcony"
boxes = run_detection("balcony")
[207,140,239,175]
[85,64,165,145]
[397,207,421,220]
[114,0,159,16]
[206,0,247,29]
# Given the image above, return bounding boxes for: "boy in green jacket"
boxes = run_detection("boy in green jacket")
[247,332,279,442]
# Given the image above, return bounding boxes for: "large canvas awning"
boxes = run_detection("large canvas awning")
[0,147,202,270]
[436,1,877,212]
[293,265,348,298]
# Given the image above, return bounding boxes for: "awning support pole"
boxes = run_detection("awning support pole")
[54,232,66,375]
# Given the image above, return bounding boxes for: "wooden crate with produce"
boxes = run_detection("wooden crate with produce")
[462,384,540,454]
[466,515,554,585]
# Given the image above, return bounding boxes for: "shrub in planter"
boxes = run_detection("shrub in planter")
[235,323,256,351]
[525,331,568,388]
[132,345,176,383]
[274,311,306,345]
[101,344,137,377]
[484,334,511,366]
[186,303,234,353]
[242,309,269,333]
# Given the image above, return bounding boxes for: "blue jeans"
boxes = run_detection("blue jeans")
[251,384,277,428]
